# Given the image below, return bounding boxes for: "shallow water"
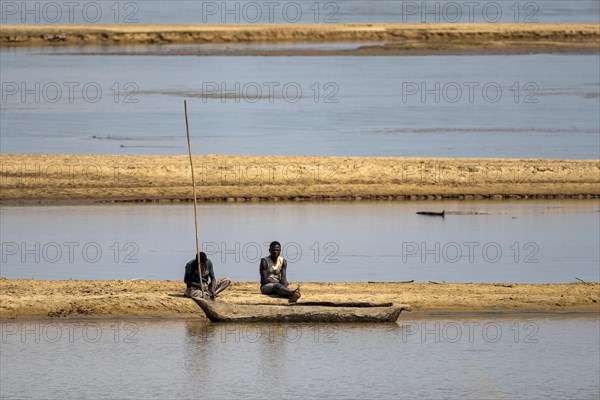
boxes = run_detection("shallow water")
[1,51,599,158]
[1,200,598,283]
[2,0,599,24]
[1,315,598,399]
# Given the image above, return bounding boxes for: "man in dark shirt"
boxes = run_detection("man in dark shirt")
[184,252,231,299]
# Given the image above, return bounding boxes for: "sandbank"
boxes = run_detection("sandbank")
[1,279,598,320]
[1,154,598,204]
[1,24,598,54]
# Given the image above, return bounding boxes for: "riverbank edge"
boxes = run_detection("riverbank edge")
[1,280,598,320]
[1,154,599,204]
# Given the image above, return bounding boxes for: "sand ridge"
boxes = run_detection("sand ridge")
[1,154,599,204]
[0,279,598,320]
[1,23,599,51]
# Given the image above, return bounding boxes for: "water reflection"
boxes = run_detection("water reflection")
[1,316,597,399]
[183,321,404,397]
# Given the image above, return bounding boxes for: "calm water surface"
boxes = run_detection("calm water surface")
[1,200,598,283]
[1,315,598,399]
[1,51,599,158]
[2,0,599,24]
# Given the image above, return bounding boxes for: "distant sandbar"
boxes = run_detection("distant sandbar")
[1,24,598,54]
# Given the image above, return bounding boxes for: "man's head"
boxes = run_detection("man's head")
[269,241,281,260]
[197,251,207,265]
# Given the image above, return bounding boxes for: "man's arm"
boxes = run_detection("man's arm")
[208,273,216,294]
[279,259,289,287]
[259,259,269,285]
[205,259,216,295]
[184,268,202,289]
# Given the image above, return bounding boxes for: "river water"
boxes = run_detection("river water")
[1,315,598,399]
[2,0,599,24]
[1,200,598,283]
[1,49,599,158]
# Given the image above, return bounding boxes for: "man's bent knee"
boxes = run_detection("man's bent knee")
[261,283,275,294]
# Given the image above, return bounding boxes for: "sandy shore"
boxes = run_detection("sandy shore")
[1,24,598,53]
[1,154,598,204]
[0,279,598,320]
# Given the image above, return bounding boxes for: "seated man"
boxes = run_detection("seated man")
[259,241,301,303]
[184,251,231,299]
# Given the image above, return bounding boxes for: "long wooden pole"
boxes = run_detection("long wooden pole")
[184,100,205,298]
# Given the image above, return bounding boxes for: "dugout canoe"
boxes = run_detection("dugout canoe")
[416,210,445,217]
[193,298,410,323]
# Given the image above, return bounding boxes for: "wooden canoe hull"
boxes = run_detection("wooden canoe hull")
[193,298,410,323]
